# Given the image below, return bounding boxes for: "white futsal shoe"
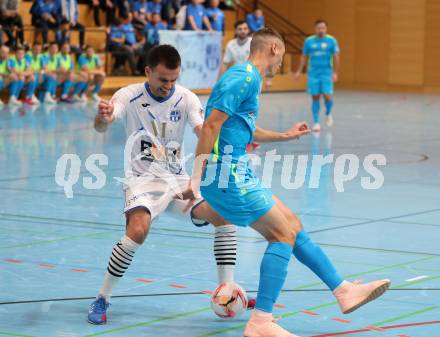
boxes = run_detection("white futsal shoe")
[9,96,22,106]
[334,279,391,314]
[326,115,334,127]
[31,95,40,105]
[92,93,101,101]
[44,93,57,104]
[312,123,321,132]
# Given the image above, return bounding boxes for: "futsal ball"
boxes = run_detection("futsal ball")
[210,282,248,319]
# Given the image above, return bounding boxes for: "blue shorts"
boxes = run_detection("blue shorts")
[307,73,333,95]
[201,181,274,227]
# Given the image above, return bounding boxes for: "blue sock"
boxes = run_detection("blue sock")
[312,99,320,123]
[93,82,102,94]
[9,80,19,97]
[50,78,58,96]
[293,230,343,291]
[256,242,292,313]
[325,99,334,116]
[62,79,73,97]
[81,82,89,94]
[15,80,24,98]
[73,81,83,95]
[26,80,37,98]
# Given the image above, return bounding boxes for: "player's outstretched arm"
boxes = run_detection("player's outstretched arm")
[94,99,115,133]
[253,122,311,143]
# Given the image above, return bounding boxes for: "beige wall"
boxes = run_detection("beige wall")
[261,0,440,88]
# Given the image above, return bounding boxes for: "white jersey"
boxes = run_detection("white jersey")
[223,37,251,65]
[111,82,203,177]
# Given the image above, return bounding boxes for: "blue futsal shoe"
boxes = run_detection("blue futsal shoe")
[88,295,110,324]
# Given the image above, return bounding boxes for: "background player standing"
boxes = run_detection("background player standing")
[295,20,340,132]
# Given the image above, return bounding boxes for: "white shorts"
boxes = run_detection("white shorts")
[123,174,207,225]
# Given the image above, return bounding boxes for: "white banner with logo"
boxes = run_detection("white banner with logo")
[159,31,222,89]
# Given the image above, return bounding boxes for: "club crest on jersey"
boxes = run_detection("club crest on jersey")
[170,110,181,122]
[321,42,328,49]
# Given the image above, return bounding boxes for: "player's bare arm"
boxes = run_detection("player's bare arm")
[253,122,311,142]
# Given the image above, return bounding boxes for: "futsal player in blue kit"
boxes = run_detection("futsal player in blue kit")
[295,19,340,132]
[183,28,390,336]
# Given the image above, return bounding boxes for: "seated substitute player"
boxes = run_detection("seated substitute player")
[43,42,60,104]
[74,46,105,102]
[8,46,36,106]
[182,28,390,336]
[58,43,75,102]
[0,46,17,106]
[87,45,240,325]
[294,19,340,132]
[25,43,46,105]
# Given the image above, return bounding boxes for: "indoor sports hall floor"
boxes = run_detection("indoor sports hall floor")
[0,90,439,337]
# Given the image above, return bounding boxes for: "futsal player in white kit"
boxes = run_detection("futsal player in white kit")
[220,20,252,76]
[87,45,235,324]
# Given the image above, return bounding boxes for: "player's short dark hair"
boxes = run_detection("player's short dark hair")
[250,27,284,53]
[146,44,181,70]
[314,19,328,26]
[234,20,247,29]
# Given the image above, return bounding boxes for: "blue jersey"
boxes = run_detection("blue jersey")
[147,1,161,14]
[303,35,339,75]
[201,62,274,226]
[205,62,262,182]
[185,3,206,30]
[205,7,224,31]
[246,13,264,32]
[122,23,137,45]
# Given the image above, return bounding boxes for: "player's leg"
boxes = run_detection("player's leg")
[308,74,322,132]
[0,75,5,105]
[200,181,299,335]
[72,71,89,102]
[43,73,57,104]
[88,177,174,324]
[60,72,74,101]
[24,74,36,104]
[92,72,105,101]
[273,196,390,314]
[323,76,334,127]
[191,201,237,284]
[311,94,322,132]
[31,73,41,104]
[88,207,150,324]
[9,73,24,105]
[273,196,344,289]
[244,203,300,337]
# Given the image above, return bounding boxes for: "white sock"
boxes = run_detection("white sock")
[99,235,140,301]
[214,224,236,284]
